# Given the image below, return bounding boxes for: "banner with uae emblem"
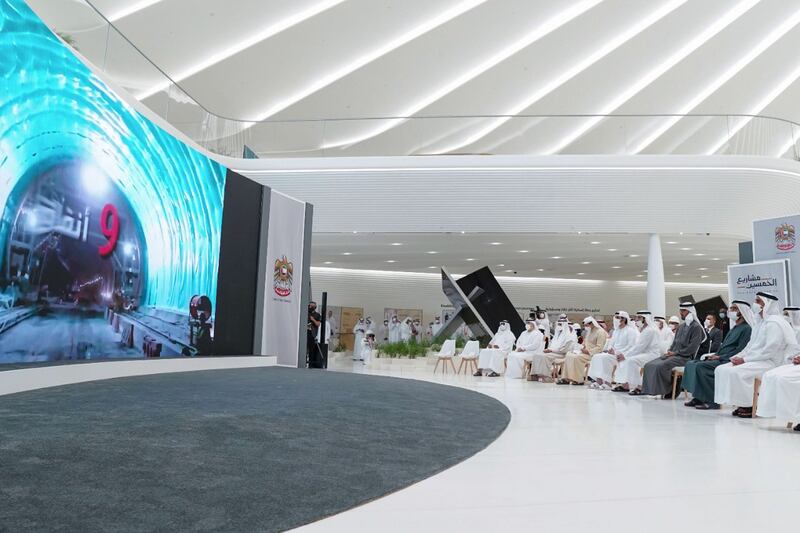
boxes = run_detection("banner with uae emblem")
[753,215,800,304]
[262,191,308,365]
[728,259,790,310]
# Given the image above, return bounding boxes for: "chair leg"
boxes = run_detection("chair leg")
[671,372,678,401]
[752,378,761,416]
[449,358,457,373]
[457,358,465,375]
[471,359,478,374]
[433,359,440,374]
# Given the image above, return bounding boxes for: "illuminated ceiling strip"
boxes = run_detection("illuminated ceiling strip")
[136,0,347,100]
[318,0,603,149]
[107,0,166,22]
[247,0,490,122]
[705,61,800,154]
[423,0,689,155]
[547,0,759,154]
[633,3,800,154]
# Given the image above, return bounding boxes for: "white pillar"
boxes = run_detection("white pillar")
[647,233,666,317]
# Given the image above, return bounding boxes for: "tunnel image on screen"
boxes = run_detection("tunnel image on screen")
[0,0,228,363]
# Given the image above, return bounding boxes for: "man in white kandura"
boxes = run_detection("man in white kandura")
[556,316,609,386]
[353,318,366,361]
[715,292,799,418]
[535,310,551,343]
[588,311,639,390]
[399,317,413,342]
[431,316,443,337]
[756,306,800,429]
[506,319,546,379]
[475,320,516,377]
[529,318,577,381]
[388,316,401,343]
[654,316,673,354]
[613,311,663,394]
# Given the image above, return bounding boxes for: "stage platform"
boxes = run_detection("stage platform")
[0,365,509,532]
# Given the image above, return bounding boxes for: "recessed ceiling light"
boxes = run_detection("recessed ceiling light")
[665,241,678,245]
[721,271,727,274]
[673,273,682,276]
[607,248,618,252]
[628,254,640,258]
[550,256,562,259]
[505,269,514,273]
[518,250,530,253]
[679,232,684,235]
[460,231,466,234]
[323,261,333,265]
[385,260,396,263]
[352,231,358,234]
[490,242,503,246]
[465,258,475,261]
[675,264,685,267]
[426,251,438,254]
[577,272,585,275]
[590,241,601,245]
[693,253,705,257]
[611,266,621,269]
[537,268,545,272]
[680,247,691,251]
[497,264,505,267]
[700,275,709,278]
[581,261,591,264]
[636,274,644,278]
[712,257,721,261]
[341,252,352,256]
[697,267,708,271]
[391,242,403,246]
[428,266,437,269]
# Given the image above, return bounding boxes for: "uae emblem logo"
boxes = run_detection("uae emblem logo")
[775,223,796,251]
[273,256,294,297]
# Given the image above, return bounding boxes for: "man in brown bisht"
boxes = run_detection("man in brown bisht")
[557,316,608,386]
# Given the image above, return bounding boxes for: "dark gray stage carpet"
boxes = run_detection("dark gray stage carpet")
[0,367,509,532]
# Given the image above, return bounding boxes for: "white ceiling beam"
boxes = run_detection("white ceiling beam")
[633,3,800,153]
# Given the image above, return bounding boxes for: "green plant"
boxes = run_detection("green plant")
[430,343,442,353]
[56,31,78,50]
[455,337,467,349]
[332,342,346,352]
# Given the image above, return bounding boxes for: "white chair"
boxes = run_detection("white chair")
[456,340,480,375]
[433,339,457,374]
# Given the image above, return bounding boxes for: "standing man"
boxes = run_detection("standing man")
[640,302,705,398]
[379,319,389,343]
[718,306,731,340]
[558,316,608,385]
[352,318,366,361]
[474,320,516,377]
[307,301,323,368]
[683,301,753,409]
[715,292,799,418]
[388,316,401,343]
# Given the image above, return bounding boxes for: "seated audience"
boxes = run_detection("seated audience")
[588,311,639,390]
[506,319,545,379]
[529,318,577,381]
[641,302,705,398]
[715,292,799,418]
[682,301,753,409]
[612,311,663,394]
[696,313,723,358]
[474,320,516,377]
[557,316,608,385]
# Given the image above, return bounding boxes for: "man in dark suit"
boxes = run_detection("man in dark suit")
[697,313,723,358]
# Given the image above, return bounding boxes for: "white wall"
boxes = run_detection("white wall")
[311,267,727,324]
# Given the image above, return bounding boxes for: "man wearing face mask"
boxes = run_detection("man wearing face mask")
[696,314,723,358]
[529,318,577,381]
[641,302,705,398]
[400,317,413,342]
[682,301,753,410]
[557,316,608,385]
[756,307,800,427]
[378,319,389,343]
[588,311,639,390]
[534,310,551,344]
[506,319,546,379]
[353,318,366,361]
[475,320,516,377]
[615,311,664,394]
[388,316,401,343]
[715,292,800,418]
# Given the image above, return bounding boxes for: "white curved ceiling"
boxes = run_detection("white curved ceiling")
[28,0,800,158]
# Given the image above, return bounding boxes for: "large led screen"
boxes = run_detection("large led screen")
[0,0,254,363]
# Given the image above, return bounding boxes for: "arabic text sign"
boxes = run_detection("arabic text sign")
[728,259,790,310]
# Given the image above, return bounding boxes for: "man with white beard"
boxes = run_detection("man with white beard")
[506,319,545,379]
[352,318,366,361]
[388,316,401,343]
[588,311,639,390]
[614,311,664,394]
[475,320,516,377]
[715,292,799,418]
[529,318,577,381]
[641,302,706,398]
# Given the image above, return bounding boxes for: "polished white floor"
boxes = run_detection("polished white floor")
[294,360,799,533]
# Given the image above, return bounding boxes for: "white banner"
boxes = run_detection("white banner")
[728,259,790,310]
[262,191,306,365]
[753,215,799,304]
